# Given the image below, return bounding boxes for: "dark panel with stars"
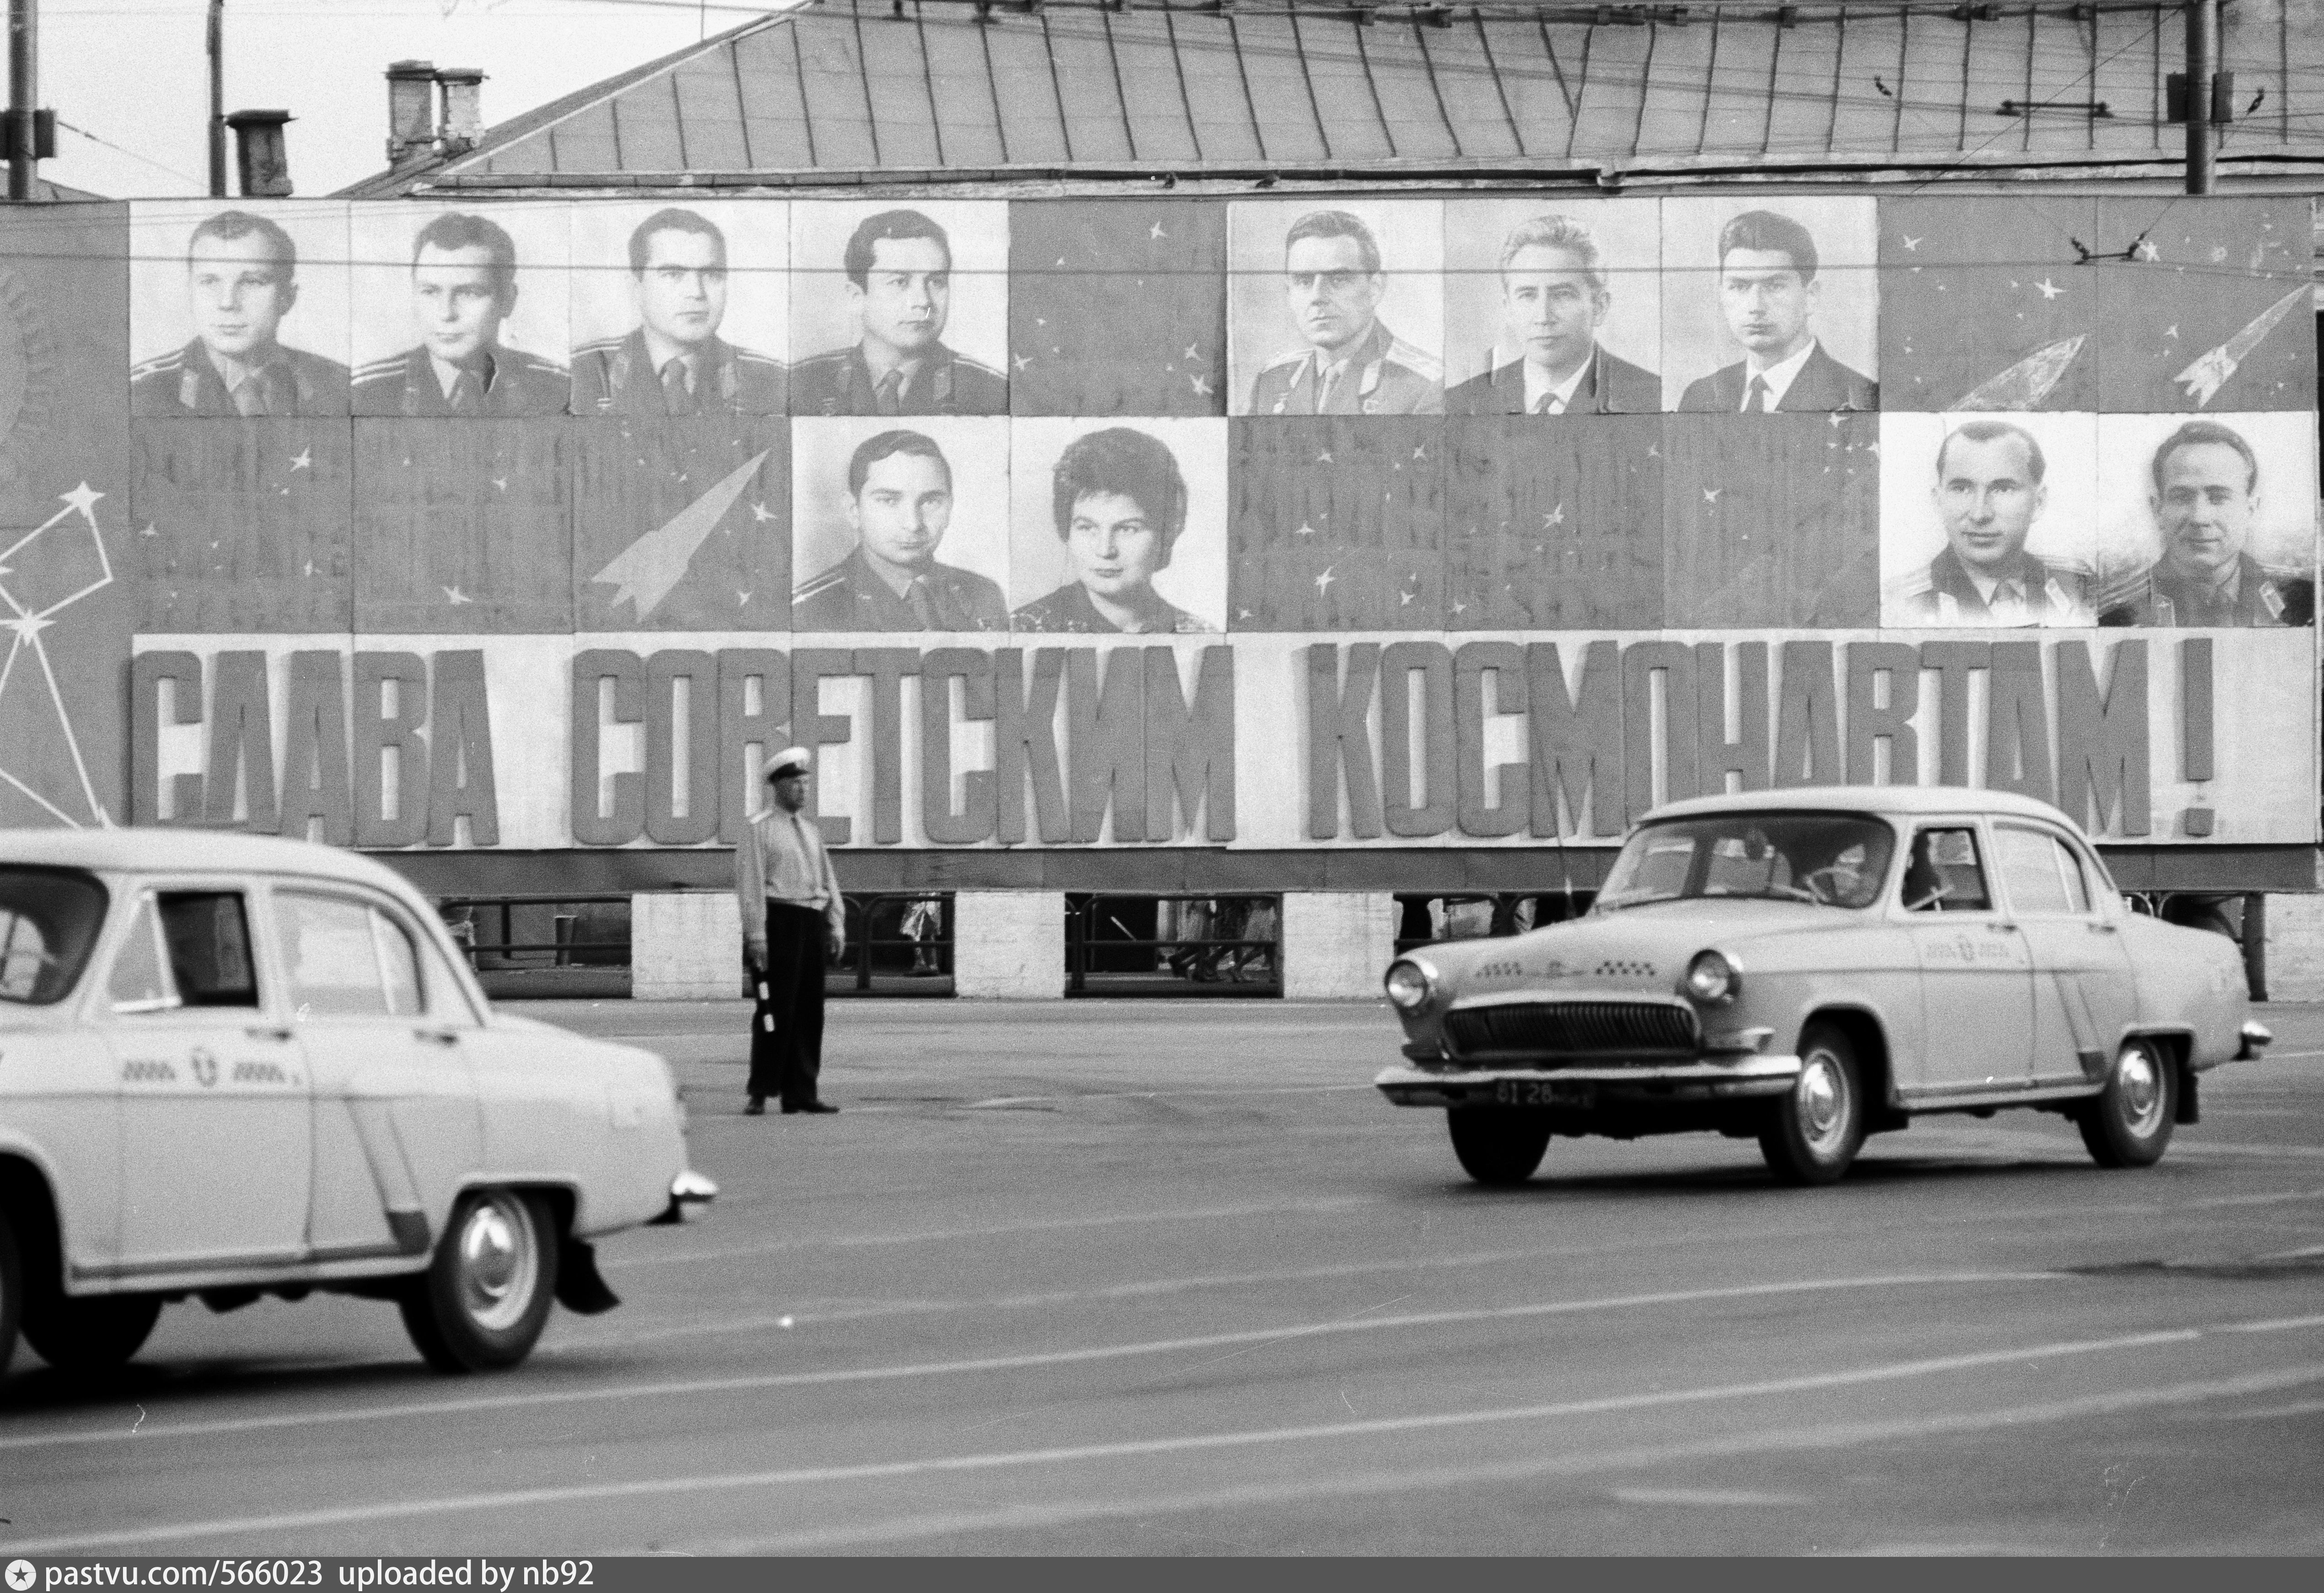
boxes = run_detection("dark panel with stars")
[130,420,352,633]
[1227,418,1443,629]
[351,420,572,634]
[2091,198,2316,414]
[1876,198,2099,413]
[1006,200,1226,417]
[0,203,132,828]
[571,417,789,632]
[1443,415,1663,630]
[1663,412,1880,629]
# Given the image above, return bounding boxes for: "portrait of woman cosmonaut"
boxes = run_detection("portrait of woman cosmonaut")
[1012,427,1216,634]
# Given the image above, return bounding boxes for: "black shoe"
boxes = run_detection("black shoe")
[782,1101,839,1115]
[743,1095,766,1116]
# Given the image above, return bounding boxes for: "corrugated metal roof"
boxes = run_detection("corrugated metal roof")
[341,1,2324,196]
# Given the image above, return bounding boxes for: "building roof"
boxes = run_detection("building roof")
[343,0,2324,198]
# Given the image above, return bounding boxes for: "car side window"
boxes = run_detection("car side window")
[1995,825,2093,916]
[1904,827,1991,913]
[153,891,259,1007]
[107,896,179,1013]
[276,890,424,1018]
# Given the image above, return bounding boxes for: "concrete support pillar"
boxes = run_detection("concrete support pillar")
[2261,893,2324,1002]
[630,891,743,1001]
[1282,891,1398,1000]
[955,890,1065,999]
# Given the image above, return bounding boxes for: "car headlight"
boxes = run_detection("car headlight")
[1384,959,1434,1012]
[1684,949,1739,1005]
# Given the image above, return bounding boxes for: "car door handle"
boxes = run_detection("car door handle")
[2089,922,2119,934]
[415,1027,462,1047]
[245,1025,293,1042]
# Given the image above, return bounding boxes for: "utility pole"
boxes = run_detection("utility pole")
[2185,0,2218,194]
[7,0,34,201]
[207,0,225,197]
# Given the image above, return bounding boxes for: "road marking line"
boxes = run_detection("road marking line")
[0,1270,2064,1455]
[602,1195,1393,1269]
[964,1083,1374,1109]
[13,1323,2314,1554]
[702,1361,2324,1555]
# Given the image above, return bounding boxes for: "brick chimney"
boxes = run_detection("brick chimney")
[385,59,437,162]
[225,109,293,198]
[436,68,486,153]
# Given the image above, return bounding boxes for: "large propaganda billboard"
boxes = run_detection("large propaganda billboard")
[0,194,2313,854]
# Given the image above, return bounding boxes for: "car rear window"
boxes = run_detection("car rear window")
[0,867,109,1004]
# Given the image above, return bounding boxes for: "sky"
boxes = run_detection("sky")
[36,0,781,199]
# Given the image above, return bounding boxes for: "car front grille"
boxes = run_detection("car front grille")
[1444,1001,1700,1066]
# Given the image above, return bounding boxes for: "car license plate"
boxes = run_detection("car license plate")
[1494,1079,1594,1109]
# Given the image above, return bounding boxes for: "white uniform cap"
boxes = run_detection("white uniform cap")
[763,747,812,780]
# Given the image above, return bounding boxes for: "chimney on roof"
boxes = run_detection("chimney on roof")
[437,68,485,152]
[225,109,294,197]
[385,59,437,162]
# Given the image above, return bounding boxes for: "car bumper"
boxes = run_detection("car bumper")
[2236,1019,2274,1061]
[1374,1054,1803,1108]
[652,1167,719,1225]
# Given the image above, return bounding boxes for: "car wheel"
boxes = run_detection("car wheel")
[399,1189,560,1374]
[1447,1108,1551,1187]
[0,1209,20,1379]
[1760,1023,1867,1186]
[2077,1037,2177,1169]
[21,1292,163,1377]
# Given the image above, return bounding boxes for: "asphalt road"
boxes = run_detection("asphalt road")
[4,998,2322,1555]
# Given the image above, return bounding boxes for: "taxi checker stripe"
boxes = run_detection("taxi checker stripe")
[0,1269,2079,1452]
[9,1319,2323,1555]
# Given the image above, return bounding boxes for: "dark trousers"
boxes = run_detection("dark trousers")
[749,903,827,1107]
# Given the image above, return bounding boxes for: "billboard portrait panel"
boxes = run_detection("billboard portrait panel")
[1007,198,1227,418]
[350,201,571,418]
[1441,198,1660,415]
[2092,411,2317,628]
[569,199,789,418]
[1876,197,2098,413]
[1878,412,2100,628]
[130,199,351,419]
[1007,417,1228,634]
[572,416,789,632]
[790,415,1011,632]
[1661,195,1879,414]
[1227,198,1445,417]
[789,200,1009,417]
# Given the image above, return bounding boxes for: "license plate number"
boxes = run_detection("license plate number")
[1494,1079,1594,1108]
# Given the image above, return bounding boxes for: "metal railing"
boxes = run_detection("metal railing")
[825,892,955,997]
[1392,891,1594,955]
[1065,893,1282,997]
[436,893,633,999]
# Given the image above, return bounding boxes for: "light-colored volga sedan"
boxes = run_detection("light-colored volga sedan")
[1377,788,2271,1188]
[0,830,714,1378]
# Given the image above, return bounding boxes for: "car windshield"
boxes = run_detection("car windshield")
[0,866,111,1004]
[1597,813,1896,912]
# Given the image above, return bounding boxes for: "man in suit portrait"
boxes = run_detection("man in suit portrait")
[2099,420,2313,627]
[1014,428,1213,634]
[132,210,348,417]
[572,208,784,416]
[1680,209,1877,413]
[352,212,568,417]
[793,429,1008,631]
[1248,210,1442,416]
[1888,419,2094,626]
[790,210,1007,417]
[1446,213,1658,416]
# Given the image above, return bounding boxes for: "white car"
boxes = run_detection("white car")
[0,830,714,1377]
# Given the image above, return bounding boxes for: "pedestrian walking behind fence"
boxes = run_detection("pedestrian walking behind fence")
[735,747,846,1116]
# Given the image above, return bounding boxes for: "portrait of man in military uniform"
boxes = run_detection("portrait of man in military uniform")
[790,209,1008,417]
[1446,213,1658,417]
[352,211,568,418]
[1013,427,1216,635]
[131,209,349,417]
[571,208,785,416]
[793,428,1008,632]
[1241,209,1443,417]
[1678,209,1878,414]
[1885,418,2095,627]
[2094,420,2313,628]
